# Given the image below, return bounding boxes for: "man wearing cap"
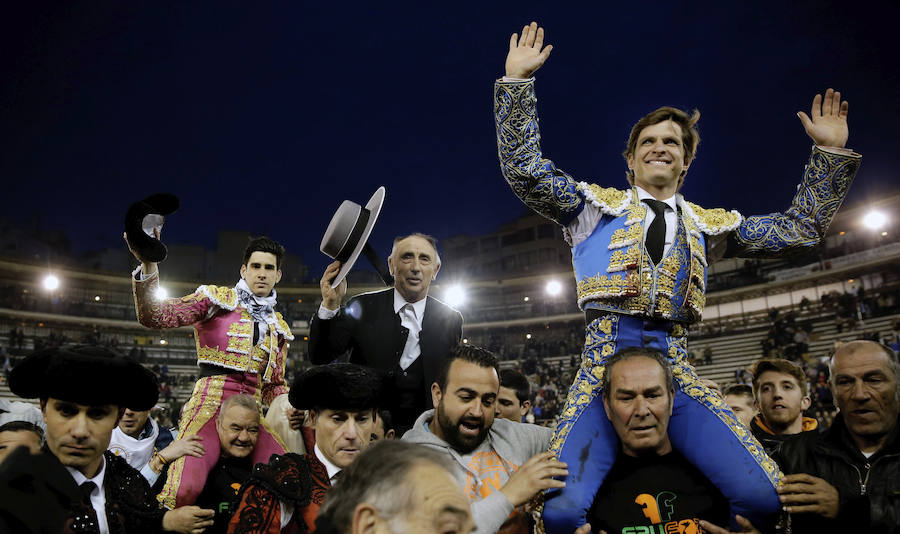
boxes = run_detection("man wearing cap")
[311,232,463,434]
[494,22,861,532]
[6,345,216,533]
[228,363,384,533]
[126,233,294,508]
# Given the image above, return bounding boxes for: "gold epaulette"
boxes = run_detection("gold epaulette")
[196,285,239,310]
[681,201,743,236]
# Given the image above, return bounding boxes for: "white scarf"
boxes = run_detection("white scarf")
[108,418,159,469]
[235,279,278,339]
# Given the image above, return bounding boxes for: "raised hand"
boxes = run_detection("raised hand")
[123,230,159,277]
[797,88,849,148]
[320,261,347,311]
[505,22,553,79]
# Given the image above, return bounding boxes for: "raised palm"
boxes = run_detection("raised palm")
[797,88,849,148]
[505,22,553,79]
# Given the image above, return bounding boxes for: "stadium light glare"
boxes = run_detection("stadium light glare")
[862,210,887,230]
[159,339,167,345]
[94,295,101,302]
[525,333,532,340]
[155,286,169,300]
[444,284,467,308]
[43,274,60,291]
[462,338,468,344]
[523,296,530,302]
[545,280,563,296]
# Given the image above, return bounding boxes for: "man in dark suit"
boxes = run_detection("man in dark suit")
[310,233,463,434]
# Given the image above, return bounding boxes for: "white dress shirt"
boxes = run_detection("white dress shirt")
[66,456,109,534]
[567,186,678,257]
[393,289,427,370]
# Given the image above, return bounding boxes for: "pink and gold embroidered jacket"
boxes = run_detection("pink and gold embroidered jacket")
[133,271,292,405]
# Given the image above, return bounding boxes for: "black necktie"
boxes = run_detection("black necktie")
[72,481,100,531]
[643,199,668,265]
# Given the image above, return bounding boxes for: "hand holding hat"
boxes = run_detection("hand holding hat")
[320,187,388,290]
[123,193,179,265]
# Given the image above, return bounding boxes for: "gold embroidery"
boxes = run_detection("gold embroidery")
[684,202,742,233]
[577,183,631,215]
[198,346,251,371]
[608,224,643,250]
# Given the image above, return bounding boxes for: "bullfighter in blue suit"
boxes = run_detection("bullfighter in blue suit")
[494,22,861,533]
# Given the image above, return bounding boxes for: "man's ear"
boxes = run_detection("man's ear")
[240,264,247,279]
[602,396,612,422]
[387,256,395,277]
[275,269,282,284]
[385,429,396,440]
[431,382,442,409]
[626,154,635,174]
[520,400,532,417]
[309,409,320,429]
[432,262,440,281]
[351,503,381,534]
[801,395,811,411]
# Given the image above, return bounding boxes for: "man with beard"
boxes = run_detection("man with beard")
[748,359,817,454]
[403,344,561,534]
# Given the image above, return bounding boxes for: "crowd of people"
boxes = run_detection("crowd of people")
[2,20,900,533]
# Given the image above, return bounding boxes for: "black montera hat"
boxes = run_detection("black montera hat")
[289,363,387,411]
[9,346,159,410]
[124,193,179,263]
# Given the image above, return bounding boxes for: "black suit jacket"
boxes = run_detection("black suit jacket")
[308,288,463,421]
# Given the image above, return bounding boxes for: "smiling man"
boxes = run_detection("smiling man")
[404,344,560,534]
[494,21,861,533]
[311,233,463,434]
[775,340,900,532]
[228,363,385,533]
[128,235,294,508]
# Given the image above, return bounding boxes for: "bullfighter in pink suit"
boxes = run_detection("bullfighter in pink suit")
[126,233,295,509]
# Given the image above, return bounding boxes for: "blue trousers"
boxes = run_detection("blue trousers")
[540,313,781,533]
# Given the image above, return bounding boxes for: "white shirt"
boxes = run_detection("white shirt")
[317,289,427,369]
[66,456,109,534]
[393,289,427,370]
[314,443,343,486]
[567,186,678,257]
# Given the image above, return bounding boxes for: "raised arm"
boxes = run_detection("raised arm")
[495,22,584,226]
[725,88,860,258]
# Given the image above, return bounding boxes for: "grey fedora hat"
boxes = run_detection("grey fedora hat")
[320,186,385,288]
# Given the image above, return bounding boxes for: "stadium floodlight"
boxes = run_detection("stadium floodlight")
[525,333,532,340]
[155,286,169,300]
[545,279,563,296]
[444,284,467,308]
[523,296,530,302]
[862,210,887,230]
[462,338,469,344]
[159,339,167,345]
[94,295,101,302]
[43,274,60,291]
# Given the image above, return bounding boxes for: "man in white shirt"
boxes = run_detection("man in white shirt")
[310,233,463,433]
[494,21,861,533]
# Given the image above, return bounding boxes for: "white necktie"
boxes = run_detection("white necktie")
[398,304,421,370]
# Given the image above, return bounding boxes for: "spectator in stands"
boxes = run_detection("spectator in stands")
[311,233,463,434]
[228,363,385,533]
[496,368,533,422]
[127,234,296,508]
[315,440,474,534]
[723,384,757,428]
[404,344,560,534]
[583,348,761,534]
[193,394,262,534]
[6,345,215,533]
[776,340,900,532]
[109,406,206,489]
[749,359,816,454]
[0,420,43,463]
[371,409,395,441]
[703,346,713,365]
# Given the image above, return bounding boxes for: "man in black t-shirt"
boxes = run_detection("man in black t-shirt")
[581,347,764,534]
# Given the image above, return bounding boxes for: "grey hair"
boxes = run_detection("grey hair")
[317,440,457,531]
[601,347,674,399]
[829,340,900,402]
[217,394,260,422]
[389,233,442,269]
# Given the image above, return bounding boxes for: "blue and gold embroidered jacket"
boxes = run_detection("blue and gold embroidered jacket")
[494,78,860,324]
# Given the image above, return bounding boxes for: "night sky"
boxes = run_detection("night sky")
[2,2,897,278]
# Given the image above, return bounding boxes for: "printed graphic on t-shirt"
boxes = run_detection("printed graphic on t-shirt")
[630,491,703,533]
[463,451,531,534]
